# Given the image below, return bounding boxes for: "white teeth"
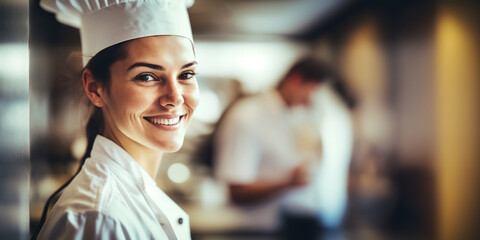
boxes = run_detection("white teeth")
[149,116,180,125]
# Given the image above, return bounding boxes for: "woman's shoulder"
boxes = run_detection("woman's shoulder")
[39,173,157,239]
[56,161,112,210]
[62,157,159,213]
[38,209,165,240]
[38,210,125,239]
[47,165,124,225]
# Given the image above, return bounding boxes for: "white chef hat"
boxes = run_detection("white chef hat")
[40,0,195,66]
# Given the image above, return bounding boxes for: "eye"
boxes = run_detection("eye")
[134,73,157,82]
[178,72,196,80]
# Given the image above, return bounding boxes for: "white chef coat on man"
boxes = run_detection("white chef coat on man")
[214,58,353,231]
[38,136,191,240]
[215,90,301,230]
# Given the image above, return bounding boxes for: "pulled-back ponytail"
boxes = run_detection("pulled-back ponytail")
[81,107,104,163]
[32,41,130,239]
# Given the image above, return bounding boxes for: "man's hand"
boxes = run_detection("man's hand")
[288,162,311,188]
[229,162,312,205]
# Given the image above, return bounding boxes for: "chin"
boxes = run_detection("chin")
[156,138,185,153]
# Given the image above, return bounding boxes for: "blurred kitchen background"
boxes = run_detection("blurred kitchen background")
[1,0,479,239]
[0,0,30,239]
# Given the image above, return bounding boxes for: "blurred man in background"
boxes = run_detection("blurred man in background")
[214,57,354,239]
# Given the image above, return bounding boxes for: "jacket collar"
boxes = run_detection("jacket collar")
[89,135,158,189]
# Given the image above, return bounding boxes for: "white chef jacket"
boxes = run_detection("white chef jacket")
[214,88,352,230]
[38,135,190,240]
[215,90,300,185]
[214,90,301,230]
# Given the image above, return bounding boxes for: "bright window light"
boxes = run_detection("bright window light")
[194,89,222,123]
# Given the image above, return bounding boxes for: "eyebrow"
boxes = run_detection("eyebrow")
[182,61,198,69]
[127,61,197,71]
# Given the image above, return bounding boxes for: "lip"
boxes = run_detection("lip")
[143,114,186,131]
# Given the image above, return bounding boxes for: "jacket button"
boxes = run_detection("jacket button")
[178,218,183,225]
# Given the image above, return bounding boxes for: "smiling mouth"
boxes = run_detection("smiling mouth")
[144,115,184,126]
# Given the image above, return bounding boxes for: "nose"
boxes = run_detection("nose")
[159,79,184,108]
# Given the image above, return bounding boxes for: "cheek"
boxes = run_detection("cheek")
[184,84,200,111]
[108,87,151,117]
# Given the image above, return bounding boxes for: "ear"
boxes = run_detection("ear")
[82,69,105,107]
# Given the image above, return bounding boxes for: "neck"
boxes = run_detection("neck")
[103,125,162,179]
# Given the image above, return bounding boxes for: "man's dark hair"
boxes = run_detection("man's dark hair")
[283,57,335,84]
[278,57,357,109]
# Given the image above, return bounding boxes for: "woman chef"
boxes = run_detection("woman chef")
[32,0,199,239]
